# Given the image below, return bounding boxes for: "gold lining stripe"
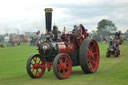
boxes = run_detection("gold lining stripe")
[44,8,53,12]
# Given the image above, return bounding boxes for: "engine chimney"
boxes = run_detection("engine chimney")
[44,8,53,33]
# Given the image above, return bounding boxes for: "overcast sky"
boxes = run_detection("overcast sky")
[0,0,128,34]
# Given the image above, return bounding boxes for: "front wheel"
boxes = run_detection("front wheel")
[26,54,45,78]
[53,53,72,80]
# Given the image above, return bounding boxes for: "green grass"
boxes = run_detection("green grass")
[0,41,128,85]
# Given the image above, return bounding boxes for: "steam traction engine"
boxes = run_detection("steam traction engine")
[26,8,100,80]
[106,39,120,57]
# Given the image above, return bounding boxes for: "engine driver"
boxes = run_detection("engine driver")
[72,25,78,35]
[109,38,119,50]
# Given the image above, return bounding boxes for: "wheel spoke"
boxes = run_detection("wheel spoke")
[88,60,94,71]
[93,53,97,55]
[33,59,37,63]
[88,52,91,56]
[91,55,95,59]
[63,70,66,76]
[88,52,92,59]
[36,69,39,75]
[64,57,68,63]
[91,59,96,65]
[32,68,34,73]
[88,56,91,60]
[57,64,61,70]
[59,59,63,64]
[88,48,91,53]
[90,44,95,50]
[88,51,96,60]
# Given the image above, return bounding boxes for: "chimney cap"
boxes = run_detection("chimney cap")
[44,8,53,12]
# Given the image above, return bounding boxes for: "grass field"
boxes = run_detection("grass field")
[0,41,128,85]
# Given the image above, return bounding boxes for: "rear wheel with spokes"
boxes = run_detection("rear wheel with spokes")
[79,39,100,73]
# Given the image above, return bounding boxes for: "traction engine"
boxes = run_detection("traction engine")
[106,39,120,57]
[26,8,100,80]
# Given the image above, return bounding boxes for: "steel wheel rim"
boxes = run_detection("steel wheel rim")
[88,40,99,72]
[30,55,45,78]
[57,55,72,79]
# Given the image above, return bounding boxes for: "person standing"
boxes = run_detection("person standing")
[52,25,58,41]
[72,25,79,35]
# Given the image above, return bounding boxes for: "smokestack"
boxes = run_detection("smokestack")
[44,8,53,32]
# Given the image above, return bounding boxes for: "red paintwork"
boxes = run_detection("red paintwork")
[76,25,88,47]
[45,62,53,70]
[57,25,88,55]
[57,55,72,79]
[29,55,54,77]
[30,55,45,78]
[44,26,89,77]
[108,50,120,56]
[57,41,76,54]
[30,54,73,78]
[27,24,100,79]
[29,26,89,78]
[88,40,99,72]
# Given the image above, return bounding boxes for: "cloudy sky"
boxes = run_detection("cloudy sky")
[0,0,128,34]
